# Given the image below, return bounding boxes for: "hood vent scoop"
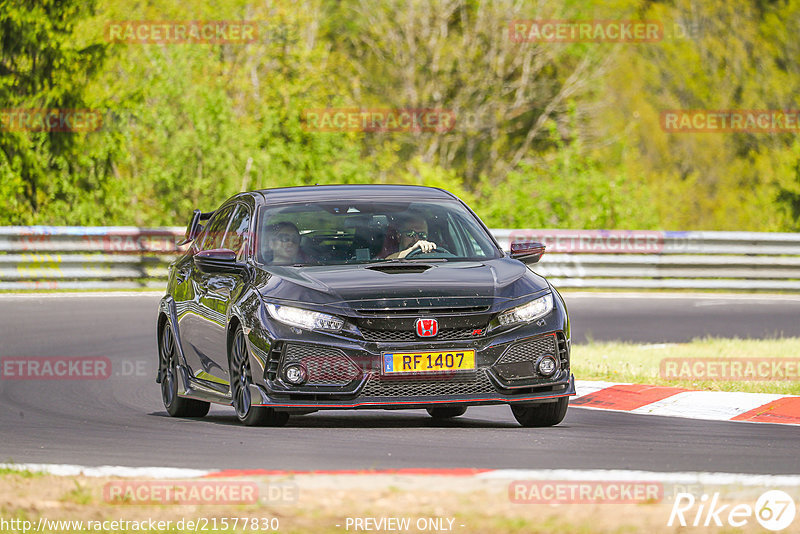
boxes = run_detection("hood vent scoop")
[365,263,433,274]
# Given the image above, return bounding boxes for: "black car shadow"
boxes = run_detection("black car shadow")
[149,410,521,428]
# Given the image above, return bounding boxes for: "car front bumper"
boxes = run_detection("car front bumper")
[249,372,575,410]
[244,323,575,409]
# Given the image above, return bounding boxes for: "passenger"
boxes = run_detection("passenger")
[263,222,309,265]
[384,214,437,259]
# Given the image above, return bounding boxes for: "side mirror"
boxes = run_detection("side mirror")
[510,241,545,264]
[195,249,246,274]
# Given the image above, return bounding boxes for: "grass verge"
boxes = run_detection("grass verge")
[0,474,736,534]
[572,337,800,394]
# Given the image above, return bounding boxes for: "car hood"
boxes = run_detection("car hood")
[252,258,550,311]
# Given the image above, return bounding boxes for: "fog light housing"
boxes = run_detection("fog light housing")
[283,364,307,385]
[537,355,557,377]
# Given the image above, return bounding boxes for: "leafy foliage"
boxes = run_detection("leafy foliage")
[0,0,111,224]
[1,0,799,231]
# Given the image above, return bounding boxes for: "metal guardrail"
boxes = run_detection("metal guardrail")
[1,227,799,290]
[493,229,800,290]
[0,227,184,290]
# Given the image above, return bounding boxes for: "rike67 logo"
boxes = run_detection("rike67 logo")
[669,490,796,531]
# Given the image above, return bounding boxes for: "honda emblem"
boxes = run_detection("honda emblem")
[415,318,438,337]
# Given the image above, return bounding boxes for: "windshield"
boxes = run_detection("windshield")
[254,199,501,266]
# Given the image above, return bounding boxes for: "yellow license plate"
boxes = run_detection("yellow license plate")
[382,350,476,374]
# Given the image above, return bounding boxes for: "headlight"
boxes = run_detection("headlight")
[497,293,554,326]
[265,303,344,332]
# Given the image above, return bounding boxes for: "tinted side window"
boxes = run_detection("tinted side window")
[200,206,234,251]
[223,205,251,260]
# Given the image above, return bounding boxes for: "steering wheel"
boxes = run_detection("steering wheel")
[405,246,453,257]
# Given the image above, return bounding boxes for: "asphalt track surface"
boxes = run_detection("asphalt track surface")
[1,292,798,475]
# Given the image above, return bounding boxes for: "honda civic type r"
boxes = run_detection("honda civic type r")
[156,185,574,426]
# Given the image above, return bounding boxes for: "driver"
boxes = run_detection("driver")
[385,214,437,259]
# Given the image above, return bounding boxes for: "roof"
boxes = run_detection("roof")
[253,184,457,203]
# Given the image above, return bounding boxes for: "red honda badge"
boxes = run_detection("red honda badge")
[415,318,438,337]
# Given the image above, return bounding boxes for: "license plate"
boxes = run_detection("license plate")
[382,350,476,374]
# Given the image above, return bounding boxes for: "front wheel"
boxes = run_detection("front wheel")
[229,326,289,427]
[511,397,568,427]
[159,323,210,418]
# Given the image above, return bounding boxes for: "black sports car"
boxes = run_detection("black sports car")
[157,185,574,427]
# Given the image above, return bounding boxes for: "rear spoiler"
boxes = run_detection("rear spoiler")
[177,209,214,246]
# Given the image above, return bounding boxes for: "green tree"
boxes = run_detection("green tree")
[0,0,111,224]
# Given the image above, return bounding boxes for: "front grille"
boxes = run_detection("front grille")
[360,327,486,342]
[497,334,557,364]
[356,306,490,315]
[283,343,362,386]
[493,334,559,381]
[359,369,496,397]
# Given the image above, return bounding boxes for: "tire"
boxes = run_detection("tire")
[511,397,568,427]
[159,323,210,418]
[426,406,467,419]
[229,326,289,427]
